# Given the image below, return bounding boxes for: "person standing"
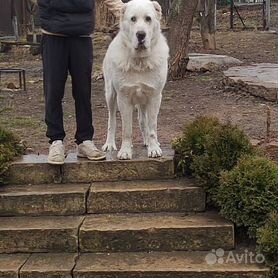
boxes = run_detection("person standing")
[37,0,124,164]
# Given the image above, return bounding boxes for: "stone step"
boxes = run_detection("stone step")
[0,253,77,278]
[20,253,78,278]
[0,179,205,216]
[0,184,90,216]
[7,147,175,185]
[0,216,84,253]
[0,213,233,254]
[88,179,206,213]
[74,251,269,278]
[0,251,269,278]
[79,212,234,252]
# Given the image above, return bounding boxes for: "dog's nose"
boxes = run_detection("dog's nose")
[136,31,146,43]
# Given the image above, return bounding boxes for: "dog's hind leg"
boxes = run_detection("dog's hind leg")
[102,84,117,152]
[146,94,162,158]
[137,104,149,147]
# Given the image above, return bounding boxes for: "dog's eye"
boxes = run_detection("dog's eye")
[131,16,137,22]
[145,16,152,22]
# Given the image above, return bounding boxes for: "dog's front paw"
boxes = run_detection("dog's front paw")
[148,144,162,158]
[102,142,117,152]
[117,146,132,160]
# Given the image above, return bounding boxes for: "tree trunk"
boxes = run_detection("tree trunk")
[198,0,217,50]
[167,0,198,80]
[264,0,271,30]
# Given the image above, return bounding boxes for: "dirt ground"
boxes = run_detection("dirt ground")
[0,8,277,155]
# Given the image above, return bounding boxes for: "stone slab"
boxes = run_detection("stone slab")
[224,63,278,101]
[74,251,269,278]
[7,154,62,185]
[20,253,77,278]
[0,254,29,278]
[8,147,175,185]
[0,216,83,253]
[0,184,90,216]
[187,53,242,71]
[62,148,175,184]
[79,212,234,252]
[88,179,206,213]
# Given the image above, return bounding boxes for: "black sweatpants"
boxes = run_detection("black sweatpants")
[42,34,94,144]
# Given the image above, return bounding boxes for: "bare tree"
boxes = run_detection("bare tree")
[167,0,199,80]
[198,0,217,50]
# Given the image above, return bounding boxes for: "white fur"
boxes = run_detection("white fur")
[102,0,169,160]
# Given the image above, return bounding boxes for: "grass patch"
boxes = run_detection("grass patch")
[1,116,39,129]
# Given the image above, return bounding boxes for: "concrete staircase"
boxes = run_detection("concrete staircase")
[0,147,269,277]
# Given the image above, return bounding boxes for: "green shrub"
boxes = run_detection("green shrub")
[172,116,221,175]
[173,116,278,276]
[191,122,254,203]
[0,127,25,184]
[217,155,278,238]
[257,212,278,278]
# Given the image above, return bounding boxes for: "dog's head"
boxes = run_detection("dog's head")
[120,0,162,55]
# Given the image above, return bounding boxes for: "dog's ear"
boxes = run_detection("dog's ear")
[120,3,128,21]
[152,1,162,20]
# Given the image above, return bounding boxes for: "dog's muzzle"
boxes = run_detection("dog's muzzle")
[136,31,147,50]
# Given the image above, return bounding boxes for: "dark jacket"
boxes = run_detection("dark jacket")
[38,0,95,36]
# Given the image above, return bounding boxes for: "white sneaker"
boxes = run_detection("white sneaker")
[47,140,65,165]
[77,140,106,161]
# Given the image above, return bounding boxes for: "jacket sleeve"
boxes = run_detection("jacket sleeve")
[103,0,124,18]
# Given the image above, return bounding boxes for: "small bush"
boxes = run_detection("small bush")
[0,127,25,184]
[191,122,254,203]
[257,212,278,277]
[173,116,278,276]
[217,155,278,238]
[172,116,221,175]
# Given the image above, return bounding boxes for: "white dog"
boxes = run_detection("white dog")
[102,0,169,160]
